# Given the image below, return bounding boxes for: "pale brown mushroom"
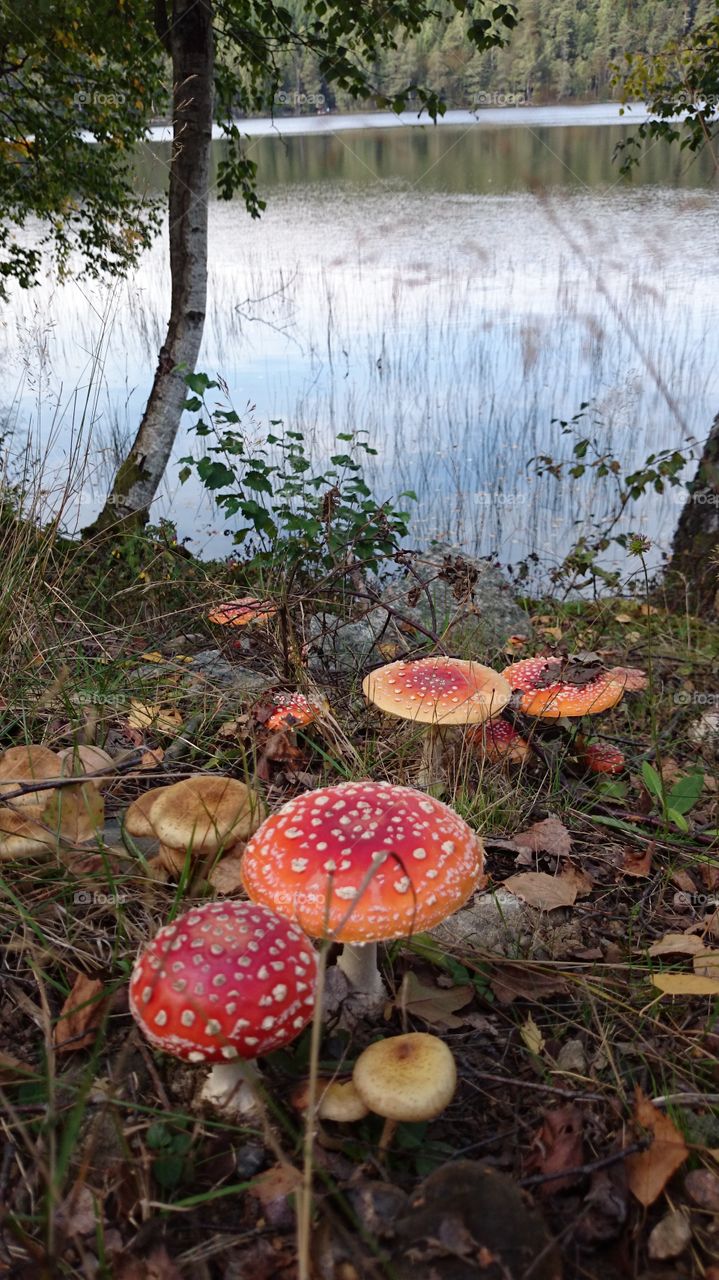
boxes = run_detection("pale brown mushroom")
[57,746,114,789]
[125,776,265,877]
[0,746,62,810]
[0,805,56,860]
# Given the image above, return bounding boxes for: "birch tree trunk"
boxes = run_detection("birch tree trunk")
[665,413,719,615]
[89,0,213,533]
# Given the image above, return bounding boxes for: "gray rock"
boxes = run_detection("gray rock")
[382,541,531,650]
[182,649,272,700]
[306,610,392,676]
[432,889,532,956]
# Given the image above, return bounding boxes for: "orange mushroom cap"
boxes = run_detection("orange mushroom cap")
[579,742,626,775]
[241,780,485,944]
[469,718,533,765]
[266,693,321,732]
[207,597,277,627]
[363,657,511,726]
[501,656,625,719]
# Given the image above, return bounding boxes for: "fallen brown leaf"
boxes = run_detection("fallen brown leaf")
[45,782,104,844]
[489,965,569,1006]
[54,972,109,1054]
[625,1088,688,1206]
[525,1104,584,1195]
[693,950,719,982]
[513,817,572,858]
[652,972,719,996]
[207,847,245,894]
[503,871,578,911]
[685,1167,719,1211]
[648,932,707,958]
[618,843,654,878]
[396,971,475,1029]
[0,1049,35,1084]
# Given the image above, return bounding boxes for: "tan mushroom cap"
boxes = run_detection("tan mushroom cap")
[57,746,114,790]
[241,780,485,944]
[292,1076,369,1122]
[352,1033,457,1122]
[501,657,625,719]
[0,805,55,860]
[363,657,511,726]
[124,786,170,839]
[0,746,61,810]
[148,776,266,855]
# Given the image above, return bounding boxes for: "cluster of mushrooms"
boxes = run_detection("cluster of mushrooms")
[0,743,113,860]
[0,646,645,1142]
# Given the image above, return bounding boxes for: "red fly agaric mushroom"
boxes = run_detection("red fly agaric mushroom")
[129,900,317,1112]
[578,742,625,775]
[501,656,625,720]
[207,597,277,627]
[266,693,322,733]
[469,717,533,766]
[363,657,511,789]
[241,779,485,1003]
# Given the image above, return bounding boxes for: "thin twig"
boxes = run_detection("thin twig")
[518,1139,649,1188]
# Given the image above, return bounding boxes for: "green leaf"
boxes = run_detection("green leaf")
[667,807,689,832]
[641,760,664,801]
[667,771,704,815]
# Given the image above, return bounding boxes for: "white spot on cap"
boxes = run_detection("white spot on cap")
[181,1010,195,1027]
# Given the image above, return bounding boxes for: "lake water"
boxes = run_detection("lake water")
[2,104,717,585]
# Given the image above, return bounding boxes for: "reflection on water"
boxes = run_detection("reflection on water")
[1,109,717,584]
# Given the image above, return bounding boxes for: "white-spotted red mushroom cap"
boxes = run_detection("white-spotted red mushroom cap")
[579,742,626,775]
[501,657,625,719]
[207,597,277,627]
[266,693,321,732]
[469,718,532,765]
[129,901,317,1062]
[241,780,485,943]
[363,657,511,726]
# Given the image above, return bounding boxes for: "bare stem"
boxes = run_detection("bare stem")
[336,941,384,1000]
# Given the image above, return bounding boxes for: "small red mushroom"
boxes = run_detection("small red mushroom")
[207,597,277,627]
[469,717,533,765]
[266,693,322,732]
[579,742,626,775]
[129,901,317,1111]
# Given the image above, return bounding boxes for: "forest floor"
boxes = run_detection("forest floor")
[0,525,718,1280]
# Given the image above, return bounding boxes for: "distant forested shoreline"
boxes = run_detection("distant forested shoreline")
[265,0,713,113]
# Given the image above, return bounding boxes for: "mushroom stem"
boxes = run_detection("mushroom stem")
[337,942,385,1002]
[417,724,447,793]
[200,1058,263,1116]
[379,1117,398,1153]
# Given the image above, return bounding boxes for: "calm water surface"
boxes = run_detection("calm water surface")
[2,105,718,582]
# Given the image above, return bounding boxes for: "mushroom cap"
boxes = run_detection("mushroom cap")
[57,746,114,790]
[580,742,625,775]
[129,900,317,1062]
[241,779,485,943]
[353,1033,457,1122]
[266,693,321,732]
[469,718,533,765]
[0,805,55,860]
[0,746,61,809]
[292,1076,369,1122]
[363,657,511,726]
[501,657,625,719]
[207,597,277,627]
[124,786,169,839]
[145,776,266,854]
